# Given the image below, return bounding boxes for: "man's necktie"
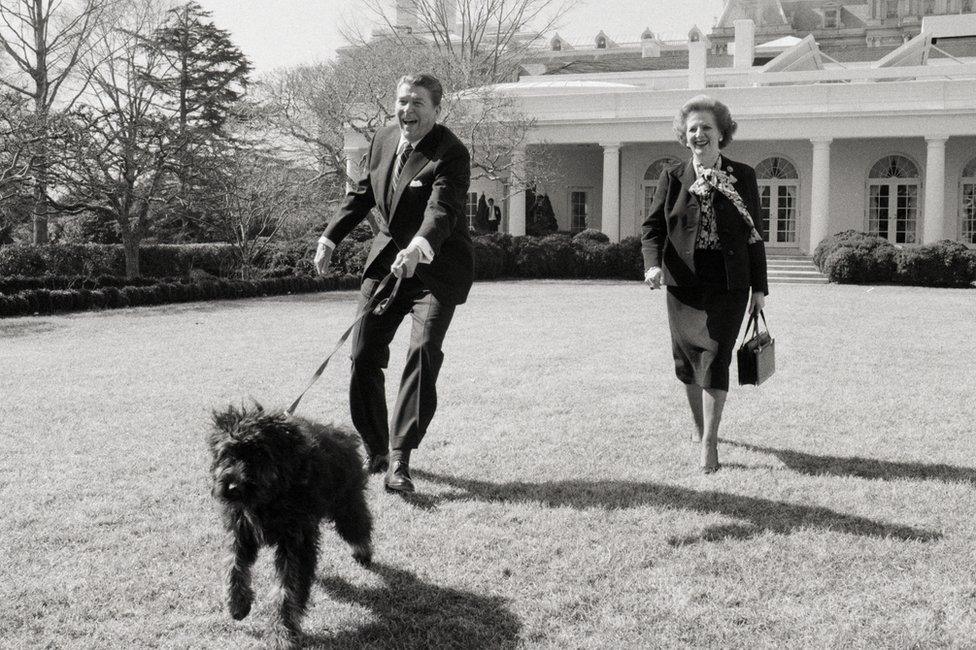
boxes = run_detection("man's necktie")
[390,143,413,195]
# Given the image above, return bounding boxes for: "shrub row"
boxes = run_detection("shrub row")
[814,230,976,287]
[0,243,238,278]
[473,230,644,280]
[0,274,360,319]
[0,274,187,294]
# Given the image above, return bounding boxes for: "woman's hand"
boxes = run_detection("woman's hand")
[749,290,765,314]
[644,266,664,290]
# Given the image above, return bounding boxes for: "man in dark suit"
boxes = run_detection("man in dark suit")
[486,197,501,232]
[314,73,473,494]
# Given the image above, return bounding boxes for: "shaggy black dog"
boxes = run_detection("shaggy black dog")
[207,404,372,646]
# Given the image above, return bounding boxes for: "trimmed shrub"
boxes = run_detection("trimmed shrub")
[895,240,975,287]
[572,228,610,245]
[614,236,645,280]
[0,246,47,276]
[815,231,898,283]
[472,238,505,280]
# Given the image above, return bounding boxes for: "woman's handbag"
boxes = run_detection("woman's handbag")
[737,310,775,386]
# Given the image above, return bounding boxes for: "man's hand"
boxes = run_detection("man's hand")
[314,241,333,276]
[391,246,421,279]
[749,290,766,314]
[644,266,664,290]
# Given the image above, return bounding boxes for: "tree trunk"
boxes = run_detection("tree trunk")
[32,180,48,244]
[122,232,141,278]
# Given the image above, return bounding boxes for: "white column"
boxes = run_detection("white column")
[508,147,526,236]
[809,138,832,254]
[923,136,947,243]
[600,143,621,242]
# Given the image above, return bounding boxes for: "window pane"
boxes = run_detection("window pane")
[963,183,976,243]
[778,185,796,243]
[869,184,889,238]
[760,186,772,241]
[571,191,587,231]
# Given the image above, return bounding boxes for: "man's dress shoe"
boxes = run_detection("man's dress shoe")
[384,459,415,493]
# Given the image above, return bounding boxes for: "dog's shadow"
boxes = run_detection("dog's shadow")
[723,439,976,484]
[304,562,520,649]
[410,470,941,546]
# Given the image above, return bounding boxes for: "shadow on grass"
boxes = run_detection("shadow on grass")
[306,562,520,649]
[412,470,940,546]
[724,439,976,484]
[0,321,60,337]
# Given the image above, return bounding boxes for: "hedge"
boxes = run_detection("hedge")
[814,230,976,286]
[0,243,239,278]
[0,274,360,318]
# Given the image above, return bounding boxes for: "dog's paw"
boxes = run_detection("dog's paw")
[351,543,372,567]
[227,588,253,620]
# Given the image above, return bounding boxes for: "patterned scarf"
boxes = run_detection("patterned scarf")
[689,166,763,244]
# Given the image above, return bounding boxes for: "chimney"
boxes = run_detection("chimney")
[687,26,708,90]
[733,19,755,68]
[641,28,661,57]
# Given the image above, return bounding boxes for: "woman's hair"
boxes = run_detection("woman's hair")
[672,95,737,149]
[397,73,444,107]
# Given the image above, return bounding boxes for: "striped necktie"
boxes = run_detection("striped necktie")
[390,142,414,195]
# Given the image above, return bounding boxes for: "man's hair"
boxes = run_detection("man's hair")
[397,73,444,107]
[672,94,738,149]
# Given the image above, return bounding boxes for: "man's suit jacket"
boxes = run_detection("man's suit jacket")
[641,156,769,295]
[324,123,474,305]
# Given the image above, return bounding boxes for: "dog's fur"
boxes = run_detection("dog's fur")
[207,404,372,645]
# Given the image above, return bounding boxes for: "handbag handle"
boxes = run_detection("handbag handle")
[743,309,770,341]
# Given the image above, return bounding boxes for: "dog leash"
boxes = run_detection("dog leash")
[286,272,403,416]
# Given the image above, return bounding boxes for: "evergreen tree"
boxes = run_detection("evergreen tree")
[138,1,252,241]
[141,1,251,141]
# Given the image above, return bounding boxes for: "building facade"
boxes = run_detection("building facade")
[347,1,976,253]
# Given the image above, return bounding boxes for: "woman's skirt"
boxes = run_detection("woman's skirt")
[666,284,749,391]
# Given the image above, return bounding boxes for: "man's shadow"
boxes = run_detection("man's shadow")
[304,562,520,649]
[411,470,940,546]
[724,439,976,484]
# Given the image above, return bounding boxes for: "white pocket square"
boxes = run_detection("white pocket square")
[409,179,423,187]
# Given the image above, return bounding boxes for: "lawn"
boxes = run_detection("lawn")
[2,280,975,648]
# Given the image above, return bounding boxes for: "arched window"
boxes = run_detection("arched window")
[756,157,799,245]
[637,157,680,235]
[596,36,607,49]
[867,155,920,244]
[961,157,976,244]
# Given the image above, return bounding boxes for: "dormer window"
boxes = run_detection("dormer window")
[824,8,839,28]
[596,36,607,49]
[552,39,562,51]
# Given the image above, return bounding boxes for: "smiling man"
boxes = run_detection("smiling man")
[313,73,473,494]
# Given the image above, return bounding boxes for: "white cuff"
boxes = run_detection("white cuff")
[407,236,434,263]
[318,235,336,249]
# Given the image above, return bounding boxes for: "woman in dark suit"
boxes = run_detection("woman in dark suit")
[642,95,769,473]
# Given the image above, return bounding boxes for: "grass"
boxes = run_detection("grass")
[2,279,975,648]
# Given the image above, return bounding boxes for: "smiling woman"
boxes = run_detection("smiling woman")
[641,94,769,474]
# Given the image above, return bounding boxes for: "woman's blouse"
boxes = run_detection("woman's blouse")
[693,157,723,251]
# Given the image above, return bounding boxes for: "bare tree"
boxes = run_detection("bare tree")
[197,149,330,278]
[0,0,112,243]
[46,0,179,276]
[358,0,576,82]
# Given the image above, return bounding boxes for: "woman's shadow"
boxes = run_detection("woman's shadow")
[410,470,940,546]
[304,562,520,649]
[723,439,976,484]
